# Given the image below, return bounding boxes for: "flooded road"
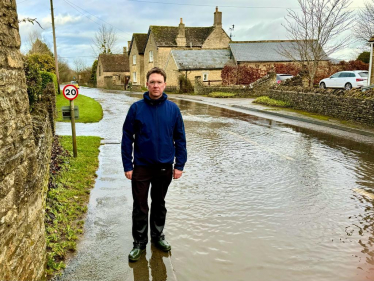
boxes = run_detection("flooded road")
[56,88,374,281]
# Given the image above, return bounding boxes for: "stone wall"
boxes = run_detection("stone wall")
[0,1,54,280]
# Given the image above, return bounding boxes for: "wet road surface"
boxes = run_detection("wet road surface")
[56,88,374,281]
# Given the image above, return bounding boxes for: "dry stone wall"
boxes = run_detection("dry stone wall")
[0,1,55,280]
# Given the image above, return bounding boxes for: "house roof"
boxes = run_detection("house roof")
[132,33,148,54]
[171,49,232,70]
[99,54,129,72]
[149,26,215,47]
[230,41,329,62]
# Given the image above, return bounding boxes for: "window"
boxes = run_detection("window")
[330,72,340,78]
[149,51,153,62]
[133,55,136,65]
[203,73,209,81]
[133,72,137,83]
[359,72,368,77]
[99,65,101,76]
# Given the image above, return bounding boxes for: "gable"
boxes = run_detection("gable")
[129,33,148,55]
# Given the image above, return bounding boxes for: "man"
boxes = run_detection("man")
[121,67,187,262]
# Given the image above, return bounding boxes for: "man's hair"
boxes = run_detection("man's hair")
[146,67,167,82]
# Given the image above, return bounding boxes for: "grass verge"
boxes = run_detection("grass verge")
[45,135,101,277]
[208,92,237,98]
[56,93,103,123]
[253,96,291,107]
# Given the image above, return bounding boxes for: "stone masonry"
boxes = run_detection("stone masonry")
[0,1,54,280]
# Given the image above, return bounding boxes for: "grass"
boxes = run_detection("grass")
[45,136,101,276]
[208,92,237,98]
[253,96,291,107]
[56,93,103,123]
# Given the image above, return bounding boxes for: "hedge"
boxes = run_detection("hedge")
[40,71,58,95]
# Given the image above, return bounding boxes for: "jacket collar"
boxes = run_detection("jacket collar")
[143,92,167,105]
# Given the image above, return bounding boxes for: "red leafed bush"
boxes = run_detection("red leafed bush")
[221,65,270,85]
[273,63,301,76]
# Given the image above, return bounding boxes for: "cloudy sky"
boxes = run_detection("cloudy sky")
[16,0,368,68]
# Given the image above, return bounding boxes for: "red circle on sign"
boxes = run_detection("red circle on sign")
[63,84,79,101]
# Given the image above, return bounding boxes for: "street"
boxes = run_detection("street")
[55,87,374,281]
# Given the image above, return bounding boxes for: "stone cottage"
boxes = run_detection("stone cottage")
[229,40,329,70]
[128,33,148,90]
[164,49,233,88]
[96,50,130,89]
[128,7,231,88]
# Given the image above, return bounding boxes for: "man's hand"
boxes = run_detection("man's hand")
[125,170,133,180]
[173,169,183,179]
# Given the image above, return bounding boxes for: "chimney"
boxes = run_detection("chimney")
[214,6,222,27]
[128,41,131,51]
[176,18,186,47]
[123,47,127,54]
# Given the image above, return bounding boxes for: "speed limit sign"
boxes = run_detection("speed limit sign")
[63,84,79,100]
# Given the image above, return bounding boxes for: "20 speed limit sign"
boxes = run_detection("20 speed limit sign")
[63,84,79,100]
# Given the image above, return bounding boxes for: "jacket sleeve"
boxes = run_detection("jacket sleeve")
[121,105,136,172]
[173,108,187,171]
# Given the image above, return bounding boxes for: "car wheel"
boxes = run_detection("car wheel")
[319,82,326,89]
[344,83,352,90]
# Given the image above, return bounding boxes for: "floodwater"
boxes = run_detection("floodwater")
[56,88,374,281]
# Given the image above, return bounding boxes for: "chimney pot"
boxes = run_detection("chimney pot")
[180,18,183,24]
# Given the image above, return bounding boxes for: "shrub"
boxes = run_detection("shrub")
[40,71,58,94]
[221,65,270,85]
[27,53,55,73]
[24,56,42,110]
[208,92,236,98]
[178,75,194,93]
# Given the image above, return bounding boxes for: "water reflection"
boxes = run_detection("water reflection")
[129,245,169,281]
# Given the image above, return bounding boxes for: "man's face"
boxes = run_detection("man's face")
[146,73,166,100]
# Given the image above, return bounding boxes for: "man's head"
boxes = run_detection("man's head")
[146,67,167,100]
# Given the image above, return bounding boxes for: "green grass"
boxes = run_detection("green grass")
[208,92,237,98]
[56,93,103,123]
[45,136,101,276]
[253,96,291,107]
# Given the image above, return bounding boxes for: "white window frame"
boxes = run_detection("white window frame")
[203,72,209,81]
[133,72,137,83]
[149,50,153,62]
[133,55,136,65]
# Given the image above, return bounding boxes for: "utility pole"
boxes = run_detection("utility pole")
[50,0,60,94]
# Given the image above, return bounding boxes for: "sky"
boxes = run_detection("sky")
[16,0,369,69]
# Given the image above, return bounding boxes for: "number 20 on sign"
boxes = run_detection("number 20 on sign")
[63,84,79,100]
[63,84,78,157]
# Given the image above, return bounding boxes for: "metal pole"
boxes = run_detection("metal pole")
[70,100,77,157]
[50,0,60,94]
[369,42,373,86]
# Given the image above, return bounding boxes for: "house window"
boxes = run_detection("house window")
[203,73,209,81]
[149,51,153,62]
[133,72,137,83]
[99,65,101,76]
[133,55,136,65]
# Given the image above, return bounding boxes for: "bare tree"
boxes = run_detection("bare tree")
[280,0,354,87]
[354,0,374,44]
[73,58,88,82]
[91,24,118,55]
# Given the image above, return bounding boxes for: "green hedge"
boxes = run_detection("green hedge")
[40,71,58,94]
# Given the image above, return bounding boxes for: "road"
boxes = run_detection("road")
[55,87,374,281]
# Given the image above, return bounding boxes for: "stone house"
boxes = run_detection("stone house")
[229,40,329,71]
[129,7,231,87]
[96,51,130,89]
[128,33,148,90]
[164,49,233,88]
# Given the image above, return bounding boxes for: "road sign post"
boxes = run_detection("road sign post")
[63,84,79,157]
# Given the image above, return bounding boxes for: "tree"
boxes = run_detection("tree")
[281,0,354,87]
[28,38,53,56]
[354,0,374,44]
[27,53,55,73]
[357,51,370,63]
[90,60,98,82]
[58,58,74,83]
[91,24,118,55]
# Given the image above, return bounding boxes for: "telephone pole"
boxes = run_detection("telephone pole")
[50,0,60,93]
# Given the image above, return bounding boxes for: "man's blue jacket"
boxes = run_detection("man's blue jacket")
[121,92,187,172]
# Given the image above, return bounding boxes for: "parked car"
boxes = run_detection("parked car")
[70,80,80,89]
[276,74,293,84]
[319,70,368,90]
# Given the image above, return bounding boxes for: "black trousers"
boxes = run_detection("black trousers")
[131,164,172,247]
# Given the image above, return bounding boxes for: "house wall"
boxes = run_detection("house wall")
[129,40,144,87]
[96,59,104,88]
[144,34,161,86]
[202,27,230,49]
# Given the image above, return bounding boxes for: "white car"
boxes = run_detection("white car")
[319,70,368,90]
